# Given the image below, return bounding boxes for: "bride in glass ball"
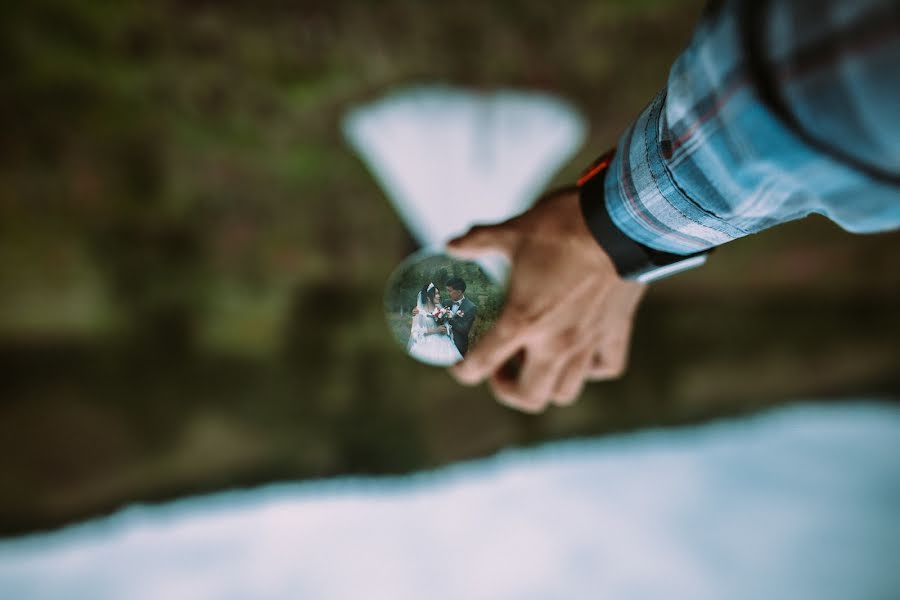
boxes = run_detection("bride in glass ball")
[407,283,464,366]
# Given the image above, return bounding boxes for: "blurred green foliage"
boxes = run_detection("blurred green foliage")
[1,0,898,535]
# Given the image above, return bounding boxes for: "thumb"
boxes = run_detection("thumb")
[446,222,517,259]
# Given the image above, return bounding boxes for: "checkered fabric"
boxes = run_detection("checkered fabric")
[600,0,900,255]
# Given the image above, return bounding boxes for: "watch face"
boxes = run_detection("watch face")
[383,248,506,367]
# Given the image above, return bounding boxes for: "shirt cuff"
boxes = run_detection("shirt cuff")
[603,90,746,255]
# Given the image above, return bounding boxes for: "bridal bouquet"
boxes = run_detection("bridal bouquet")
[431,307,453,323]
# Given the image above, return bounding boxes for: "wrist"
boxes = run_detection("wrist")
[577,150,709,283]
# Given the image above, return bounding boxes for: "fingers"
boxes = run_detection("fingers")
[586,334,629,380]
[450,317,525,385]
[551,347,594,406]
[586,282,643,381]
[489,349,569,413]
[444,201,645,413]
[446,222,517,259]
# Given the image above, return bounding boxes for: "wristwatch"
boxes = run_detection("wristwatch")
[577,150,709,283]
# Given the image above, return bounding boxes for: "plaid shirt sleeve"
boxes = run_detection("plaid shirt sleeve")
[601,0,900,255]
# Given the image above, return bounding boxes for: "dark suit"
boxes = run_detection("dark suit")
[444,297,477,356]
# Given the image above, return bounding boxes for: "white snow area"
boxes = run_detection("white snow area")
[1,401,899,600]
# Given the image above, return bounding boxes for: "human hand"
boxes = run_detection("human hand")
[412,307,419,316]
[437,325,448,334]
[446,188,646,413]
[585,278,645,380]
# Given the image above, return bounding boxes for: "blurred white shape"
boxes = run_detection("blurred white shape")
[343,86,586,281]
[2,402,900,600]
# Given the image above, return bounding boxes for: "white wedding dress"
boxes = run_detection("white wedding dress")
[407,309,463,366]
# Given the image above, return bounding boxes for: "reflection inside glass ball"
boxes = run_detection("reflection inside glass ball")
[383,249,506,367]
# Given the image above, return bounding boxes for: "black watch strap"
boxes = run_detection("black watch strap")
[577,151,709,282]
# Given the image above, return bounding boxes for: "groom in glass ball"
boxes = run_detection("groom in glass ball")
[441,277,477,357]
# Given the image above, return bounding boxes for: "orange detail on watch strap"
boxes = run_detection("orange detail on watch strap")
[576,149,615,187]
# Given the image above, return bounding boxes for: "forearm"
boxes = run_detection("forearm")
[593,0,900,256]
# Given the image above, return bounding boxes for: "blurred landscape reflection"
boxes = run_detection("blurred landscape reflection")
[2,403,899,599]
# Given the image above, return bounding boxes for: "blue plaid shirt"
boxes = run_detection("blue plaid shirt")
[601,0,900,255]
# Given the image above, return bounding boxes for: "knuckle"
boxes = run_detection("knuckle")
[553,387,578,405]
[606,345,630,378]
[607,360,626,379]
[491,319,520,343]
[548,326,581,354]
[450,360,484,385]
[519,381,554,413]
[518,396,548,414]
[493,382,547,414]
[500,305,536,331]
[592,356,626,380]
